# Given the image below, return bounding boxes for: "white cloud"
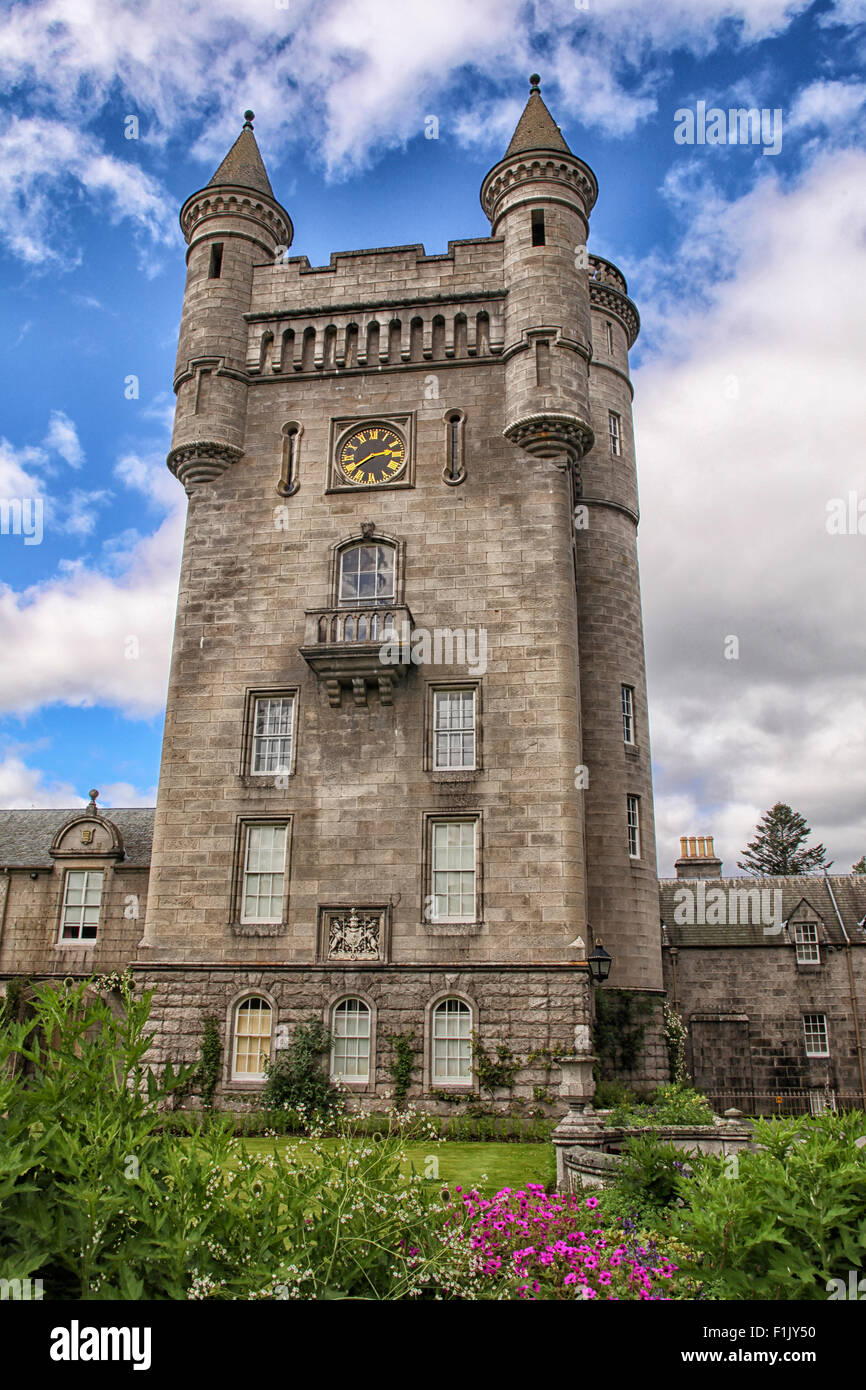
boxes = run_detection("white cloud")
[0,754,155,808]
[0,116,176,268]
[43,410,84,468]
[0,0,861,266]
[790,79,866,132]
[0,449,184,718]
[629,148,866,875]
[0,754,82,808]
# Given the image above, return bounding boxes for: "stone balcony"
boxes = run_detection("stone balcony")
[299,604,414,708]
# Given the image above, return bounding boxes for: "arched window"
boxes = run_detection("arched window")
[432,998,472,1083]
[331,998,372,1083]
[338,542,395,604]
[232,997,273,1080]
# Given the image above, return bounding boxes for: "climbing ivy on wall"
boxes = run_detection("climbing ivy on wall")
[594,988,654,1076]
[384,1030,417,1109]
[197,1015,222,1110]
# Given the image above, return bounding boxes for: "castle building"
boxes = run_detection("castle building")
[3,82,861,1110]
[131,77,664,1099]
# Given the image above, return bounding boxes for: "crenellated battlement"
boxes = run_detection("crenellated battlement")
[249,236,503,310]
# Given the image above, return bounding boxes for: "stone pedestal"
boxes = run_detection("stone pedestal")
[552,1053,604,1188]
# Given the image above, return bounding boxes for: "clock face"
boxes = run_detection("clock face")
[338,425,406,486]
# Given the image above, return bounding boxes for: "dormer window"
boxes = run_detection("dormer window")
[60,869,103,941]
[338,543,395,605]
[793,921,820,964]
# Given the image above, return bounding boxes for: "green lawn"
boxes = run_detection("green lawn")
[231,1138,556,1194]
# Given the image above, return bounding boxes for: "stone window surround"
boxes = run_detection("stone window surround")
[421,811,484,932]
[229,817,292,934]
[327,529,406,608]
[424,679,482,775]
[238,687,300,782]
[423,989,479,1094]
[325,990,378,1093]
[51,858,117,950]
[56,865,105,945]
[803,1013,830,1059]
[223,986,278,1091]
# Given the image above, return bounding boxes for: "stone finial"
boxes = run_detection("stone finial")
[87,789,99,816]
[529,73,541,91]
[243,110,255,129]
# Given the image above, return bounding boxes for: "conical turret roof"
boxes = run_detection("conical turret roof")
[208,112,274,196]
[506,76,571,156]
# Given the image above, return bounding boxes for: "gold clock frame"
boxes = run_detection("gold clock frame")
[327,413,416,493]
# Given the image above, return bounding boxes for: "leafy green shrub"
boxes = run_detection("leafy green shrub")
[609,1082,714,1128]
[261,1018,340,1116]
[674,1112,866,1300]
[593,1078,638,1111]
[197,1015,222,1109]
[0,982,479,1300]
[615,1134,694,1211]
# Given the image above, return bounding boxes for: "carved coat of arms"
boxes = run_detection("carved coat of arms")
[328,907,380,960]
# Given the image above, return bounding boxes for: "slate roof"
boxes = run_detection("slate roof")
[0,808,155,868]
[506,83,572,157]
[208,124,274,197]
[659,875,866,948]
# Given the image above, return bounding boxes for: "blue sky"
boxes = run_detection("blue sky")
[1,0,865,874]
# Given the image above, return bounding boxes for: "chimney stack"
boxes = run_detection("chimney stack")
[675,834,722,879]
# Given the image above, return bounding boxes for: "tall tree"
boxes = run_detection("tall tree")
[738,803,828,875]
[852,855,866,874]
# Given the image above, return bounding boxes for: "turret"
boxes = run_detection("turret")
[167,112,292,492]
[480,76,597,465]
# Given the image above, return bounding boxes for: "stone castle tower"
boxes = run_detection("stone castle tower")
[138,81,665,1100]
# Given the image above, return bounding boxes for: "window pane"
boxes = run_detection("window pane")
[432,999,472,1081]
[433,691,475,769]
[234,998,272,1077]
[242,826,286,921]
[252,696,294,774]
[339,544,395,603]
[332,998,371,1081]
[61,869,103,940]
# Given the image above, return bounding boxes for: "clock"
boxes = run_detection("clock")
[337,424,407,486]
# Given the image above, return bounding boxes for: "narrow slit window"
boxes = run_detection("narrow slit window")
[609,411,622,456]
[531,209,546,246]
[606,321,614,354]
[621,685,635,745]
[535,339,551,387]
[208,243,223,279]
[627,795,641,859]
